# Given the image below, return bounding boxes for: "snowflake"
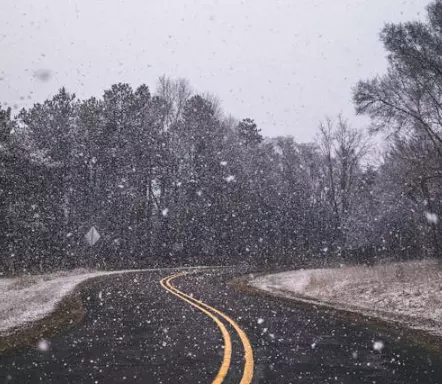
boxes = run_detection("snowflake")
[424,212,438,224]
[225,175,235,183]
[373,340,384,351]
[37,339,50,352]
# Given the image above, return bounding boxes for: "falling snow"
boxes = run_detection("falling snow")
[424,211,438,224]
[37,339,50,352]
[225,175,235,182]
[373,341,384,352]
[0,3,441,381]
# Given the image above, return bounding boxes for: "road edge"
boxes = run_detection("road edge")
[0,267,231,357]
[0,274,112,357]
[229,273,442,358]
[0,293,84,357]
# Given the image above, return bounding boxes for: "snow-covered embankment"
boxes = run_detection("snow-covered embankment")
[250,260,442,336]
[0,265,223,336]
[0,270,114,335]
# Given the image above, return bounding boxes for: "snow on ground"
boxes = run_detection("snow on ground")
[0,269,115,335]
[250,260,442,336]
[0,265,226,335]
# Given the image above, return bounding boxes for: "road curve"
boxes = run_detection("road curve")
[1,268,442,383]
[160,272,233,384]
[161,272,254,383]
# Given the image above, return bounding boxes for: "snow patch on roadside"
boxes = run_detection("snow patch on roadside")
[0,270,115,334]
[250,260,442,336]
[0,265,227,335]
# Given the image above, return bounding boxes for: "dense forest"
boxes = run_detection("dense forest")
[1,2,442,274]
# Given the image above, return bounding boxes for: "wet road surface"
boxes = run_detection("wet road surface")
[1,268,441,383]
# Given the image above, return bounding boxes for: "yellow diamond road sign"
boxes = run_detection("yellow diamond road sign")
[85,226,100,246]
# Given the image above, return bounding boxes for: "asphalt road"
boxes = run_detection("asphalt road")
[1,268,442,383]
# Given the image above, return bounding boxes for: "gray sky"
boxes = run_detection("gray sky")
[0,0,427,142]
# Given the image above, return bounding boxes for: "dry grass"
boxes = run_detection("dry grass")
[250,259,442,338]
[304,260,442,295]
[307,260,439,286]
[231,273,442,358]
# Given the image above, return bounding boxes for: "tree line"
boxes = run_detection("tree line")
[1,1,441,273]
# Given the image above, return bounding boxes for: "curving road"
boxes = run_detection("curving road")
[1,268,442,383]
[160,272,253,383]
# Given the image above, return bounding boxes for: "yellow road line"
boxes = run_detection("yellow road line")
[159,273,231,384]
[166,273,254,384]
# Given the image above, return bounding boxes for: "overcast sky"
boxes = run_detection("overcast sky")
[0,0,428,142]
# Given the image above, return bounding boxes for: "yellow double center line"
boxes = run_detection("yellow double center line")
[160,272,254,384]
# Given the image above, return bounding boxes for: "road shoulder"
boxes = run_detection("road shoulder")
[230,272,442,358]
[0,274,111,356]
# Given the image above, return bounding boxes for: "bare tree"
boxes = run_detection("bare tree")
[353,1,442,157]
[317,115,370,250]
[156,75,193,129]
